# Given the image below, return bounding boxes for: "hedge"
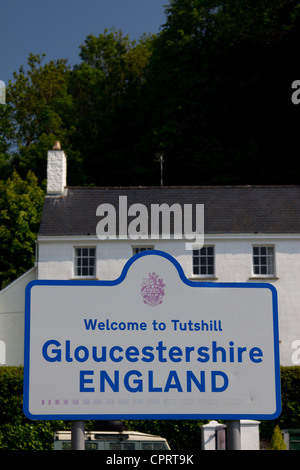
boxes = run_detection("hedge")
[0,366,299,450]
[0,366,66,450]
[259,366,300,440]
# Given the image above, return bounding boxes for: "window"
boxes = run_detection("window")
[109,442,135,450]
[133,246,154,255]
[252,246,275,276]
[74,247,96,277]
[141,442,169,450]
[192,246,214,276]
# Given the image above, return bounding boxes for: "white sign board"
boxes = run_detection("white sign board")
[23,250,281,420]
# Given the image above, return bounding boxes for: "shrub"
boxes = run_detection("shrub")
[269,425,286,450]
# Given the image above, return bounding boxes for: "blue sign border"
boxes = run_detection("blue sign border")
[23,250,281,421]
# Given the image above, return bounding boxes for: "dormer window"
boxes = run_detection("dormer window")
[74,247,96,278]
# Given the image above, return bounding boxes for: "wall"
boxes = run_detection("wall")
[201,420,261,450]
[36,234,300,366]
[0,267,37,365]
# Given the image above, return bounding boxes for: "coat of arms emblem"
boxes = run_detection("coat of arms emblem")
[141,272,165,307]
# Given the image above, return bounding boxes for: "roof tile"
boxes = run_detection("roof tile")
[38,186,300,236]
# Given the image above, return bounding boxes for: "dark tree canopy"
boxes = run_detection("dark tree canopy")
[142,0,300,184]
[3,4,300,187]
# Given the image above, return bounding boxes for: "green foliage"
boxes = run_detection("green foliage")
[0,366,23,424]
[9,53,72,145]
[0,423,54,450]
[0,367,67,450]
[6,54,81,184]
[260,367,300,440]
[269,425,286,450]
[70,29,155,186]
[124,419,204,451]
[142,0,300,185]
[0,104,14,180]
[3,30,154,187]
[0,170,45,288]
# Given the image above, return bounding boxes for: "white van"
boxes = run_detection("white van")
[53,430,170,450]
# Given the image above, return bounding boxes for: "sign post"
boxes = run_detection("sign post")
[227,420,241,450]
[23,250,281,434]
[71,420,85,450]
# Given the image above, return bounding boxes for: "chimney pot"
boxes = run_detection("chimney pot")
[52,141,61,150]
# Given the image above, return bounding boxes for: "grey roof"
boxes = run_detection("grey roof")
[38,185,300,236]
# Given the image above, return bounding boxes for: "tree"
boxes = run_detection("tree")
[269,425,286,450]
[70,29,155,186]
[7,54,83,185]
[5,31,154,187]
[0,102,14,180]
[9,54,72,145]
[0,170,45,289]
[142,0,300,185]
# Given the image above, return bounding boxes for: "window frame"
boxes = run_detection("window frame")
[132,246,154,256]
[192,245,215,278]
[252,244,276,278]
[74,246,96,278]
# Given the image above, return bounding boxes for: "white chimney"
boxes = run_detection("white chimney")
[47,141,67,195]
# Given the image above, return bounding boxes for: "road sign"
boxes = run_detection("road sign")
[23,250,281,420]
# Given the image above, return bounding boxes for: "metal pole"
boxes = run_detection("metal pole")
[227,420,241,450]
[71,420,85,450]
[154,152,164,186]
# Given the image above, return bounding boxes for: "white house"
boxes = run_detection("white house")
[1,143,300,367]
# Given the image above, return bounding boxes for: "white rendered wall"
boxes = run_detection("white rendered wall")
[37,235,300,366]
[0,267,37,365]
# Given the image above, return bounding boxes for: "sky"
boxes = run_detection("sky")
[0,0,168,86]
